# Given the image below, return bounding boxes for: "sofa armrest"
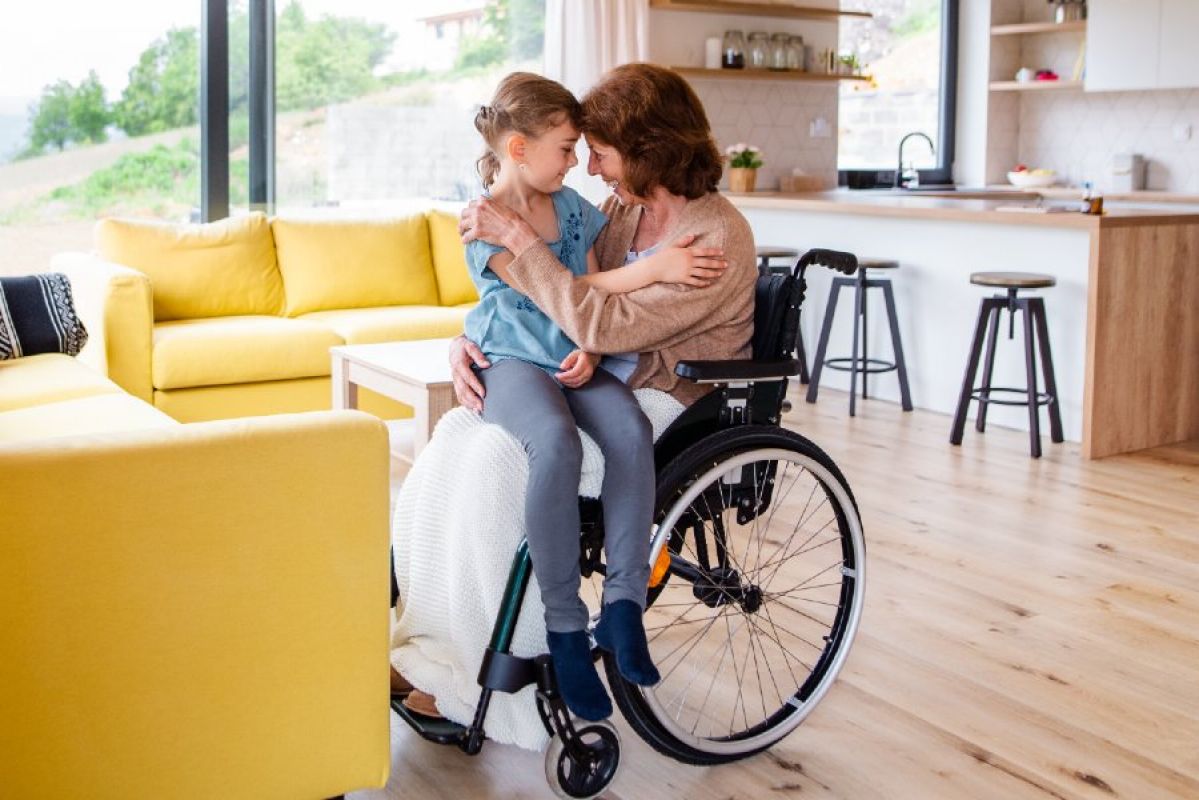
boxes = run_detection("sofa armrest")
[0,410,392,799]
[52,252,154,402]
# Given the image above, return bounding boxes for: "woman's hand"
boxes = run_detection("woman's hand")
[459,196,539,256]
[651,233,729,287]
[556,350,600,388]
[450,335,490,413]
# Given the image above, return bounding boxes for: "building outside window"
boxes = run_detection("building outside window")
[838,0,955,184]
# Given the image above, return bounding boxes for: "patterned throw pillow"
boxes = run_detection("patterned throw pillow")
[0,273,88,360]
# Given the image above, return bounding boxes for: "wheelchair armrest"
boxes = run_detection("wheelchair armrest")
[798,248,858,276]
[675,358,800,384]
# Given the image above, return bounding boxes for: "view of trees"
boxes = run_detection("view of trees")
[25,71,110,154]
[7,0,545,225]
[18,0,396,158]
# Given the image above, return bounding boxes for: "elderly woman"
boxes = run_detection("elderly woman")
[391,63,757,747]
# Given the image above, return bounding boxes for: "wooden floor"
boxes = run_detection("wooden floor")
[360,386,1199,800]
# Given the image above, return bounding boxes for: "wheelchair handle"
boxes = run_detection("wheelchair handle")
[796,248,859,277]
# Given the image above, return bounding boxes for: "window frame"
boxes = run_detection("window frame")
[837,0,959,189]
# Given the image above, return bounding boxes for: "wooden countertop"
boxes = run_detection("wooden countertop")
[983,185,1199,205]
[727,190,1199,229]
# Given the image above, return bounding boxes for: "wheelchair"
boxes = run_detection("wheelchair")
[390,249,867,800]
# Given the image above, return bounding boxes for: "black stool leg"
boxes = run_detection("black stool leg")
[849,275,864,417]
[796,329,811,384]
[1020,299,1042,458]
[806,279,846,404]
[975,299,1002,432]
[951,297,999,445]
[859,269,869,401]
[880,279,913,412]
[1031,297,1065,444]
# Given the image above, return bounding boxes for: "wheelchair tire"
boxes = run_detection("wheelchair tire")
[604,425,865,766]
[544,721,621,800]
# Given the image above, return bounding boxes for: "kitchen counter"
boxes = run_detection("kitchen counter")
[732,192,1199,459]
[728,190,1199,228]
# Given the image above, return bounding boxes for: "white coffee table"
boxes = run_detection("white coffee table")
[330,338,457,464]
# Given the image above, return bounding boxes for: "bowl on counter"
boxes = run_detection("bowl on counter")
[1007,170,1057,188]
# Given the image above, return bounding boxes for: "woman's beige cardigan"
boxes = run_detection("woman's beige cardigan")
[500,191,757,406]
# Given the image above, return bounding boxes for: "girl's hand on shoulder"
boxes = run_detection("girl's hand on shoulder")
[556,350,600,388]
[655,233,728,288]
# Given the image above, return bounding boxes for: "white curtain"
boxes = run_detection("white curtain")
[544,0,651,203]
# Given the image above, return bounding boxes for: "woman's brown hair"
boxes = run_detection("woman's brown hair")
[581,63,722,200]
[474,72,582,188]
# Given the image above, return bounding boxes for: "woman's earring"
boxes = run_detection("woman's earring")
[518,163,528,172]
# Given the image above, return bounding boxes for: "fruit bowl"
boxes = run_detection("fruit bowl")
[1007,169,1057,188]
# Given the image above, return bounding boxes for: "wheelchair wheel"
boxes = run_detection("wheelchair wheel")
[544,720,621,800]
[605,426,865,765]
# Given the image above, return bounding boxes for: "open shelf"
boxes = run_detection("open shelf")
[991,21,1086,36]
[989,79,1083,92]
[673,66,870,82]
[649,0,871,21]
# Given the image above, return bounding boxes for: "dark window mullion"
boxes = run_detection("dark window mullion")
[201,0,229,221]
[249,0,275,210]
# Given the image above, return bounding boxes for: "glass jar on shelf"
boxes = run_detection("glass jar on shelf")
[786,35,805,71]
[722,30,745,69]
[769,32,790,71]
[747,32,769,69]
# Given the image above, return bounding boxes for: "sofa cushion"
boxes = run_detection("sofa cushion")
[0,273,88,360]
[272,216,440,316]
[427,211,479,307]
[298,305,472,345]
[0,393,177,444]
[152,316,345,390]
[0,353,121,412]
[96,212,284,322]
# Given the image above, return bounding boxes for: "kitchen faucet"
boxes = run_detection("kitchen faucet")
[895,131,936,188]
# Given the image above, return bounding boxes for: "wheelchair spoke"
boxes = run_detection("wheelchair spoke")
[754,514,837,587]
[750,479,823,581]
[656,604,729,684]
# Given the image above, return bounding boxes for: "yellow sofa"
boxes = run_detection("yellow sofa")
[0,352,392,799]
[54,209,476,422]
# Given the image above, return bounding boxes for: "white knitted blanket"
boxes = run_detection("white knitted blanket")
[390,388,685,752]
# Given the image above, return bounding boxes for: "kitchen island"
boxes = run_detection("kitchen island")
[730,190,1199,458]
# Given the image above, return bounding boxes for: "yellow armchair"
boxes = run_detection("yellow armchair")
[0,411,392,800]
[53,252,155,403]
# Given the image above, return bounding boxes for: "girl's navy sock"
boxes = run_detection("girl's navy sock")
[545,629,612,721]
[594,599,661,686]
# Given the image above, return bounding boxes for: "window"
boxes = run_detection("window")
[268,0,547,213]
[838,0,958,187]
[0,2,200,275]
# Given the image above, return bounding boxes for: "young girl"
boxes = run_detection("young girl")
[463,72,725,721]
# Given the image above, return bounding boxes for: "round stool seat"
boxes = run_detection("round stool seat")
[756,246,800,260]
[859,258,899,270]
[970,271,1056,289]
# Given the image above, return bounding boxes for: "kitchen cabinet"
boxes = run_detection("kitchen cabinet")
[1086,0,1199,91]
[1085,0,1160,91]
[1158,0,1199,90]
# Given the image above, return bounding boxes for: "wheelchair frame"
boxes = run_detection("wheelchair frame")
[390,249,863,797]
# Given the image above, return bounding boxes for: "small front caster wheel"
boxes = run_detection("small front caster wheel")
[544,720,621,800]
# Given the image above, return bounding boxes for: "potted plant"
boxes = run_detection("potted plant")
[726,143,764,193]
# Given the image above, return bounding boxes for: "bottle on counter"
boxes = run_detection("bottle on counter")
[1083,181,1104,215]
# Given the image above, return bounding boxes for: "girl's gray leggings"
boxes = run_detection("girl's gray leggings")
[478,358,654,633]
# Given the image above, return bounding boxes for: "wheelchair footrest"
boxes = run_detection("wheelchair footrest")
[391,695,469,746]
[478,648,539,693]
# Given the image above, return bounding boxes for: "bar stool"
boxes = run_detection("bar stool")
[949,272,1064,459]
[805,258,913,416]
[756,246,799,276]
[756,245,809,384]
